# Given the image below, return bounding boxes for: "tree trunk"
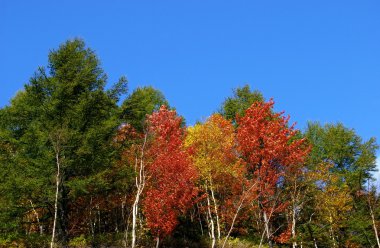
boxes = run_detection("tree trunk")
[222,183,256,248]
[206,185,216,248]
[131,192,140,248]
[263,211,273,248]
[221,194,245,248]
[292,204,297,248]
[306,214,318,248]
[209,179,221,241]
[368,197,380,248]
[51,150,60,248]
[223,182,257,248]
[123,205,131,248]
[59,184,69,243]
[89,197,95,243]
[156,236,160,248]
[131,134,147,248]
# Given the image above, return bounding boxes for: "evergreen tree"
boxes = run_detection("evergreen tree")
[0,39,127,245]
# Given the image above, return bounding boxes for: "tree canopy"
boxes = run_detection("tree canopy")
[0,40,378,248]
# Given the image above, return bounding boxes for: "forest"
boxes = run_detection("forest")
[0,39,379,248]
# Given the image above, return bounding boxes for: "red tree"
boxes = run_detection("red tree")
[236,99,309,247]
[143,106,198,246]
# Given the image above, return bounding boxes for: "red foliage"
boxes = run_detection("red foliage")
[274,227,292,244]
[236,99,309,232]
[143,106,198,238]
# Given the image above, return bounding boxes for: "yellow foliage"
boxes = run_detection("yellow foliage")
[185,114,240,182]
[310,162,353,229]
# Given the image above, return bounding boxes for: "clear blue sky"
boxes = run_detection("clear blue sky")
[1,1,380,179]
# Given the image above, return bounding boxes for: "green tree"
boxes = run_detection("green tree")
[305,122,378,192]
[304,122,378,247]
[0,39,127,245]
[121,86,168,132]
[220,85,264,124]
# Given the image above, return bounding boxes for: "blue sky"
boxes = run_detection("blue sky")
[1,1,380,180]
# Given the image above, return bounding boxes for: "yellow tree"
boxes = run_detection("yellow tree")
[185,114,243,248]
[309,162,353,247]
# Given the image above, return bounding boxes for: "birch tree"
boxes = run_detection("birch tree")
[185,114,243,247]
[237,100,309,248]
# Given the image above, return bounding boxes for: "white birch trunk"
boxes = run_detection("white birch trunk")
[156,236,160,248]
[222,182,257,248]
[206,185,216,248]
[209,179,221,241]
[131,191,140,248]
[51,150,60,248]
[259,210,271,248]
[368,197,380,248]
[263,211,272,248]
[292,204,297,248]
[131,134,147,248]
[221,194,244,248]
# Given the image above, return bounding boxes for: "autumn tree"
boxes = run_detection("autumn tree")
[185,114,245,247]
[115,87,170,248]
[143,106,198,247]
[236,99,309,248]
[1,39,379,248]
[282,148,312,248]
[307,162,353,247]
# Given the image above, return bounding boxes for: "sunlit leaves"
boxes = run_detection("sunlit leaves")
[143,106,198,238]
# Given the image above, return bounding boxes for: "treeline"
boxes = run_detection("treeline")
[0,39,379,248]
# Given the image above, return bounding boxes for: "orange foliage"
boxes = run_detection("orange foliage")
[143,106,198,238]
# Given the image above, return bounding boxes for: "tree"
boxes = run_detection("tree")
[236,99,309,248]
[116,123,148,248]
[307,162,353,247]
[185,114,243,247]
[305,122,378,247]
[0,108,28,238]
[366,184,380,248]
[121,86,168,132]
[305,122,378,193]
[220,85,264,124]
[143,106,198,247]
[0,39,127,245]
[282,148,312,248]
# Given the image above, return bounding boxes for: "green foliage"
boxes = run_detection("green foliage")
[107,76,128,102]
[220,84,264,124]
[68,235,88,247]
[222,237,268,248]
[0,233,50,248]
[0,39,127,244]
[305,122,378,191]
[303,122,379,247]
[121,86,168,131]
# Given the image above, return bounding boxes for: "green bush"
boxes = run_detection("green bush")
[68,235,88,248]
